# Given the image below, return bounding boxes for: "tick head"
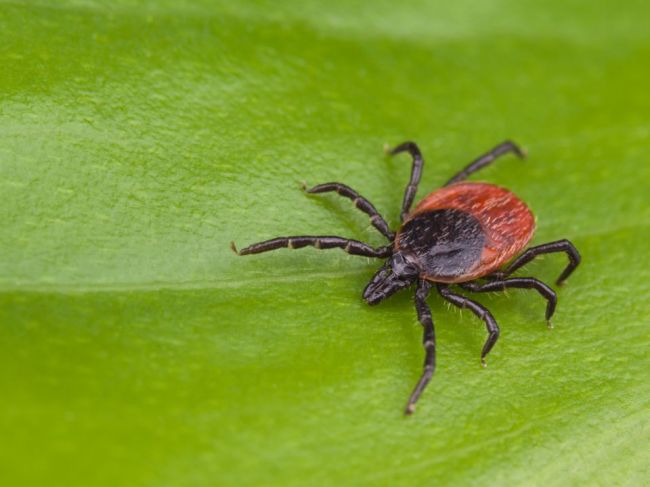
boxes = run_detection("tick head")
[363,253,419,305]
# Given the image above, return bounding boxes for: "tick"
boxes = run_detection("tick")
[231,141,581,414]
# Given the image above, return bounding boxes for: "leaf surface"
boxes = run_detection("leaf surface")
[1,1,649,485]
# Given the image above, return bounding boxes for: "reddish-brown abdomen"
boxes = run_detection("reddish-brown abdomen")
[401,182,536,282]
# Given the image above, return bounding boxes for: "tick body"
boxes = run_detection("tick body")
[232,141,581,415]
[397,182,536,283]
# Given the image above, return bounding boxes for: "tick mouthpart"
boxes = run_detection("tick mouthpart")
[229,241,240,255]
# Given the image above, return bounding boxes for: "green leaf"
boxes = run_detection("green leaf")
[1,1,648,485]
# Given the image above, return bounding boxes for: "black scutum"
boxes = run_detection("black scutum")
[398,208,485,280]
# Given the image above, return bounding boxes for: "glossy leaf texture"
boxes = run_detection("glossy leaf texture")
[1,1,649,486]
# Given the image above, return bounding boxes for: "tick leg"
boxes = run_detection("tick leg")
[437,284,499,366]
[405,280,436,415]
[232,236,392,258]
[493,239,581,285]
[459,277,557,322]
[444,140,525,186]
[305,182,394,241]
[387,142,424,222]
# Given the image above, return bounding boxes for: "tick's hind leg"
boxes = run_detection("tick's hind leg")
[305,182,394,241]
[405,280,436,415]
[232,236,392,258]
[444,140,525,186]
[386,142,424,222]
[459,277,557,324]
[494,239,581,285]
[437,284,499,366]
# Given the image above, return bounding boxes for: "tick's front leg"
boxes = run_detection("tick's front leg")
[232,236,392,258]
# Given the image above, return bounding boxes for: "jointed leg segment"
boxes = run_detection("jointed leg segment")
[444,140,526,186]
[494,239,581,285]
[460,277,557,321]
[405,280,436,415]
[232,236,392,258]
[437,284,500,365]
[305,182,394,241]
[388,142,424,222]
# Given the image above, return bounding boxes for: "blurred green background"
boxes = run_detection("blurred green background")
[1,1,649,486]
